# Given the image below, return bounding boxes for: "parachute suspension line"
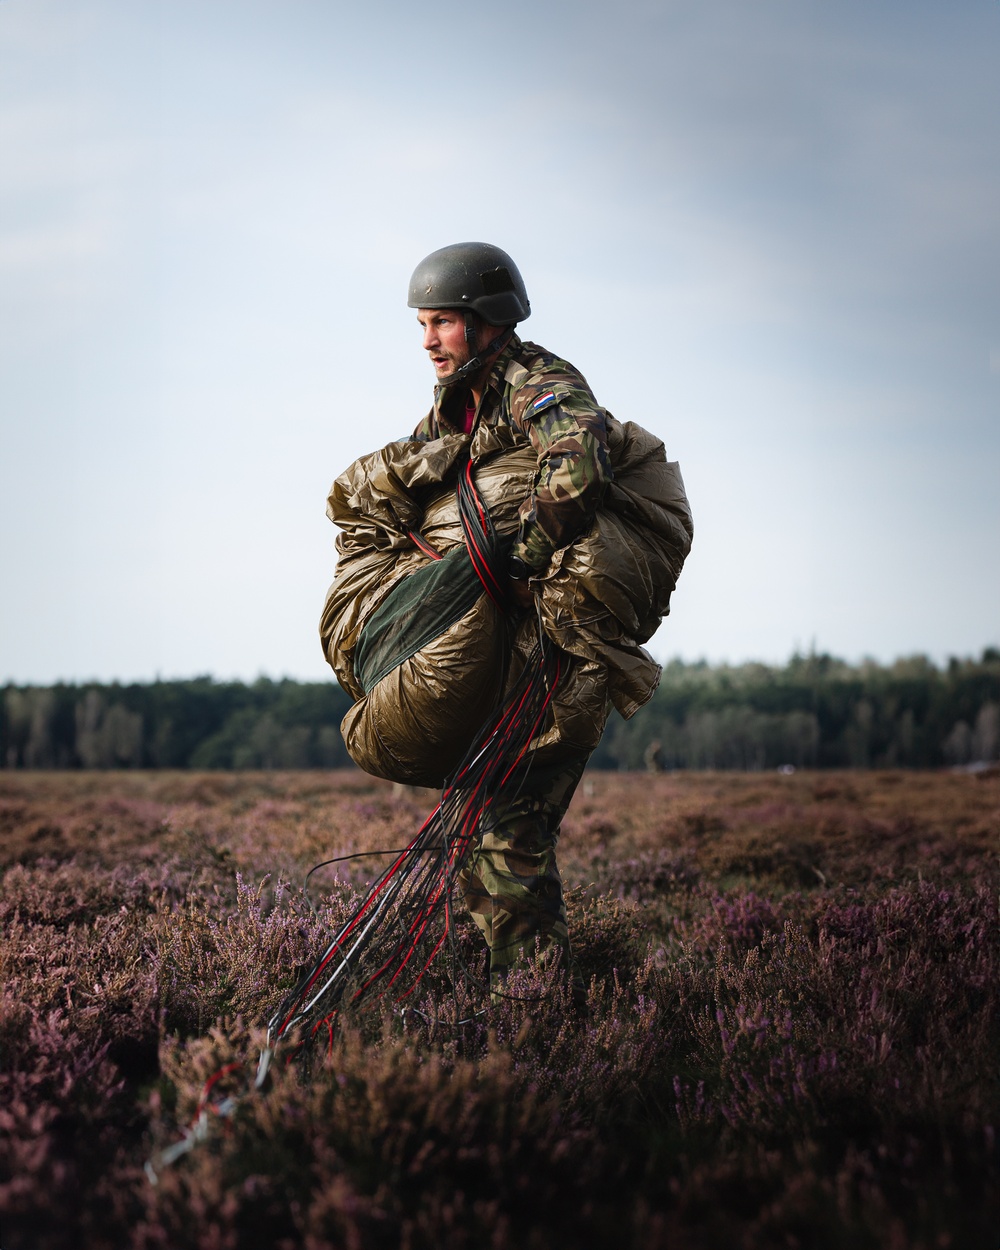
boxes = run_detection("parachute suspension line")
[258,638,562,1075]
[407,529,443,561]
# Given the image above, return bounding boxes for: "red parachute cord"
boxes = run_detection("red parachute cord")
[407,529,443,561]
[459,459,508,609]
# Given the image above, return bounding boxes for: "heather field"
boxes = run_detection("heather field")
[1,769,996,1249]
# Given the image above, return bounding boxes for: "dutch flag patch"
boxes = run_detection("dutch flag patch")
[532,391,557,413]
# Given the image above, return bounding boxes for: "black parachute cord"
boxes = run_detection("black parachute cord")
[268,859,411,1044]
[359,642,552,1018]
[457,458,509,611]
[455,452,522,700]
[274,775,479,1045]
[270,643,563,1043]
[337,813,452,1003]
[407,529,443,561]
[434,640,560,959]
[440,640,563,1007]
[302,845,449,917]
[267,803,454,1044]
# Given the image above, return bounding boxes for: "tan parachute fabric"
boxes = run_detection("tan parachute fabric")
[320,415,693,786]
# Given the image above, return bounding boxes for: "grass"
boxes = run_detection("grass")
[0,768,996,1248]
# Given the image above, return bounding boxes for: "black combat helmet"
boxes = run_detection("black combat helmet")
[407,242,530,326]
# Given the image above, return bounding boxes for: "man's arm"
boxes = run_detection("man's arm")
[510,387,613,576]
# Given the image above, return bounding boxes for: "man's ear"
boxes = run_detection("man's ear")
[474,313,496,350]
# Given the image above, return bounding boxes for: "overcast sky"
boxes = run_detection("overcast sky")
[1,0,997,685]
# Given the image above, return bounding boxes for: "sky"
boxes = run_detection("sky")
[1,0,998,685]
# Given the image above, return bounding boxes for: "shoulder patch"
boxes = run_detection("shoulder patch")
[530,391,557,415]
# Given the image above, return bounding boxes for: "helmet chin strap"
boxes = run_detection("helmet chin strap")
[435,313,512,388]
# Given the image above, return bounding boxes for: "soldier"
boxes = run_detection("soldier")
[324,241,691,1008]
[406,242,615,1003]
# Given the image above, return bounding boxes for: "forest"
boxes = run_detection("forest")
[3,648,998,772]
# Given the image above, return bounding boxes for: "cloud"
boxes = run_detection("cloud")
[1,0,997,681]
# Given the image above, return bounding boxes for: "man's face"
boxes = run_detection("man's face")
[417,308,493,380]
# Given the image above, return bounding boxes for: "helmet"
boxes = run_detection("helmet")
[407,242,530,326]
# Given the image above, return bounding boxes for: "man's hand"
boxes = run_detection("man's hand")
[507,576,534,610]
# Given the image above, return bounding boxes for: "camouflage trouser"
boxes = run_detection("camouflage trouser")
[457,749,590,1002]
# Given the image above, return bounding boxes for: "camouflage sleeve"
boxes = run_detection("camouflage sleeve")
[509,380,612,572]
[411,409,437,441]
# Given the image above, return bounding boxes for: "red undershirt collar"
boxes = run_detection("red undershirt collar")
[463,394,476,435]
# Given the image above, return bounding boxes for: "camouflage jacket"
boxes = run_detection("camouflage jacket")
[411,336,612,573]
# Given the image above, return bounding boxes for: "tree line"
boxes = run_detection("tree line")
[589,647,1000,770]
[1,678,354,771]
[3,649,998,772]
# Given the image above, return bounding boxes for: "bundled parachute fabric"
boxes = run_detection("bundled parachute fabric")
[353,539,503,694]
[322,415,693,785]
[335,445,527,786]
[533,417,694,719]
